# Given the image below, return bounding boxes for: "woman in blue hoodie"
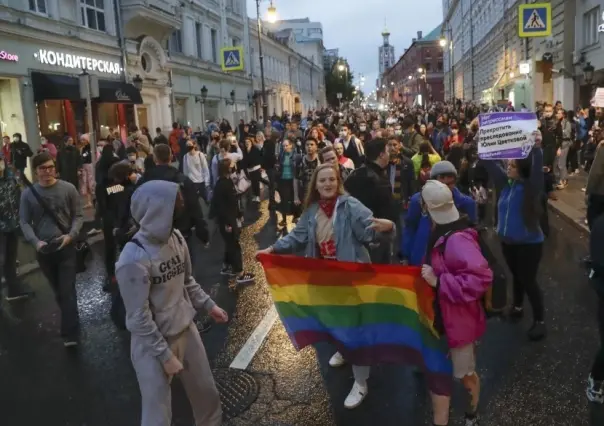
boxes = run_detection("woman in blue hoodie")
[481,144,546,341]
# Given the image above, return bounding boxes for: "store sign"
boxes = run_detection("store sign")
[519,62,530,75]
[0,50,18,62]
[34,49,122,75]
[115,90,131,102]
[599,11,604,32]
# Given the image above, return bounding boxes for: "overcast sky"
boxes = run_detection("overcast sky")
[246,0,443,90]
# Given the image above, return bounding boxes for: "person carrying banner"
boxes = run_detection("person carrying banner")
[256,162,395,409]
[421,180,493,426]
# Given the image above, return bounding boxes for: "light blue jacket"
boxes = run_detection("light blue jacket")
[272,195,394,262]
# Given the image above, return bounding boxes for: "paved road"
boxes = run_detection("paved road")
[1,202,603,426]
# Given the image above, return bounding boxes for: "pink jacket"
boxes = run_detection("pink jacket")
[429,228,492,348]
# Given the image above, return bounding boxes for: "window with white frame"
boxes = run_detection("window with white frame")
[211,29,218,63]
[195,23,203,58]
[583,7,600,47]
[170,30,183,54]
[80,0,106,32]
[29,0,47,14]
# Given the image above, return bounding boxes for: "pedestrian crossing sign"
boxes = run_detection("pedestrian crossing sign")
[221,46,244,72]
[519,3,551,37]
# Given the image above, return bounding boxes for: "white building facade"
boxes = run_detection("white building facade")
[442,0,578,109]
[249,22,325,118]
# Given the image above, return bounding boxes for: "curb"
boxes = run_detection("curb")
[547,199,589,236]
[16,233,104,278]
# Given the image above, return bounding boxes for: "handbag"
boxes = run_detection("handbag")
[21,175,91,273]
[231,170,251,194]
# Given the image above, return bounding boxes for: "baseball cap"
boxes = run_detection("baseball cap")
[430,160,458,178]
[421,180,460,225]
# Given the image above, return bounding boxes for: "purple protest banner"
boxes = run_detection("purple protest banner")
[478,112,538,160]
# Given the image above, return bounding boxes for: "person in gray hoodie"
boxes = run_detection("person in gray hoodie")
[115,179,228,426]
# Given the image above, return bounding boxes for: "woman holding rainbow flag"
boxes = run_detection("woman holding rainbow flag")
[256,162,395,409]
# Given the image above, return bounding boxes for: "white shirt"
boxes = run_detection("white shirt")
[184,150,210,185]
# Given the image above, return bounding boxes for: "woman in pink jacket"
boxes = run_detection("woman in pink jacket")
[420,179,493,426]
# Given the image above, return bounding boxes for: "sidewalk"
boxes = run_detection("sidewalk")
[547,171,589,234]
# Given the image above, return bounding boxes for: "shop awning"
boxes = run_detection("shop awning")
[31,72,142,104]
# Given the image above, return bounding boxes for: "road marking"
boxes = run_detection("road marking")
[229,305,278,370]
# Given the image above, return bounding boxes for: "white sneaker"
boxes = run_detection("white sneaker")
[328,351,346,368]
[344,380,368,409]
[252,196,261,202]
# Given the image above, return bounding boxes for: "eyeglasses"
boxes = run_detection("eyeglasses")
[37,165,55,172]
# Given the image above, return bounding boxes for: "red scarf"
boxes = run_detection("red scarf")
[318,198,337,218]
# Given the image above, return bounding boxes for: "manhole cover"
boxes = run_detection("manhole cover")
[213,368,259,420]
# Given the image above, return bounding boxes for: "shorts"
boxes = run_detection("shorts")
[450,343,477,379]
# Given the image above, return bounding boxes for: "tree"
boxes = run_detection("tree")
[325,61,355,108]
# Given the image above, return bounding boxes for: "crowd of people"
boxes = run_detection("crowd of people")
[0,98,604,425]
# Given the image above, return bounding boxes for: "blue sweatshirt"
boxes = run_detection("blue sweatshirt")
[481,148,544,244]
[401,186,477,266]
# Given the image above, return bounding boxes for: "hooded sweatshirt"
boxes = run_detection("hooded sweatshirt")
[115,180,216,363]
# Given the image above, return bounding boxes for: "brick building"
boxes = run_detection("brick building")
[382,25,445,106]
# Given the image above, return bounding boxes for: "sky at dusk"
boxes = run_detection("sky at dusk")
[246,0,444,90]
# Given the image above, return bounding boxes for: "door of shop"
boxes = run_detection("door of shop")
[137,106,149,130]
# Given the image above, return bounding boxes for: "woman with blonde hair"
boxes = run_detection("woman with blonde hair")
[257,162,395,409]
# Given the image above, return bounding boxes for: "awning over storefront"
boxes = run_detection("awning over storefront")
[31,72,143,104]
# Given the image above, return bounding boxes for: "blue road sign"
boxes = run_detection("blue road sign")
[221,46,244,72]
[518,3,551,38]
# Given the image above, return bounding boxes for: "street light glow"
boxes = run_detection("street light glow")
[439,38,447,47]
[408,75,412,80]
[266,2,277,23]
[338,64,345,71]
[418,67,424,73]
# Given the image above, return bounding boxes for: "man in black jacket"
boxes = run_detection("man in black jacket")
[11,133,33,176]
[344,138,396,264]
[141,144,209,248]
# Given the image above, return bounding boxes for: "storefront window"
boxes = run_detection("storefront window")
[37,100,66,139]
[98,103,118,139]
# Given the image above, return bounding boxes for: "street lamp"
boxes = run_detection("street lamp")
[132,74,143,91]
[417,67,424,73]
[408,75,412,80]
[338,64,345,72]
[584,62,595,85]
[195,85,208,130]
[439,37,447,48]
[225,89,235,105]
[255,0,277,121]
[266,1,277,23]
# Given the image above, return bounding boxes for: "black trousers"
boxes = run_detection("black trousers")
[0,231,18,292]
[501,242,544,322]
[37,245,80,337]
[248,169,262,198]
[192,182,208,204]
[587,194,604,230]
[219,224,242,273]
[592,293,604,381]
[103,220,117,278]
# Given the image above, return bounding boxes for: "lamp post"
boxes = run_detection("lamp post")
[584,62,596,103]
[79,69,98,167]
[195,85,208,130]
[132,74,143,91]
[440,25,454,103]
[255,0,277,122]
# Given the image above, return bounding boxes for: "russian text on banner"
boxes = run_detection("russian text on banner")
[478,112,538,160]
[257,253,453,396]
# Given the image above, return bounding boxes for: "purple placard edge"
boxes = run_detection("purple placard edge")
[478,112,537,127]
[478,146,530,160]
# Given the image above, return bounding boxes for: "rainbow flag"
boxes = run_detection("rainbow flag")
[257,253,453,396]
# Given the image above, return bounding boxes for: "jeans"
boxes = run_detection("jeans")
[37,245,80,337]
[501,242,544,322]
[0,231,19,292]
[103,220,117,278]
[219,223,243,273]
[591,294,604,381]
[554,141,571,183]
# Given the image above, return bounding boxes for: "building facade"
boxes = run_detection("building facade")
[323,48,339,72]
[249,22,325,117]
[378,27,396,86]
[574,0,604,106]
[442,0,578,109]
[383,27,445,106]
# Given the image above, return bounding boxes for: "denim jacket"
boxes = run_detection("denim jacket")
[272,195,394,262]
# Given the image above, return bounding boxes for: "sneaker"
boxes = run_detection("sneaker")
[236,272,255,284]
[220,266,236,276]
[63,337,79,348]
[328,351,347,368]
[344,380,368,409]
[528,321,547,341]
[6,288,34,302]
[464,412,480,425]
[508,306,524,322]
[582,187,587,192]
[252,196,261,203]
[587,374,604,404]
[556,181,568,190]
